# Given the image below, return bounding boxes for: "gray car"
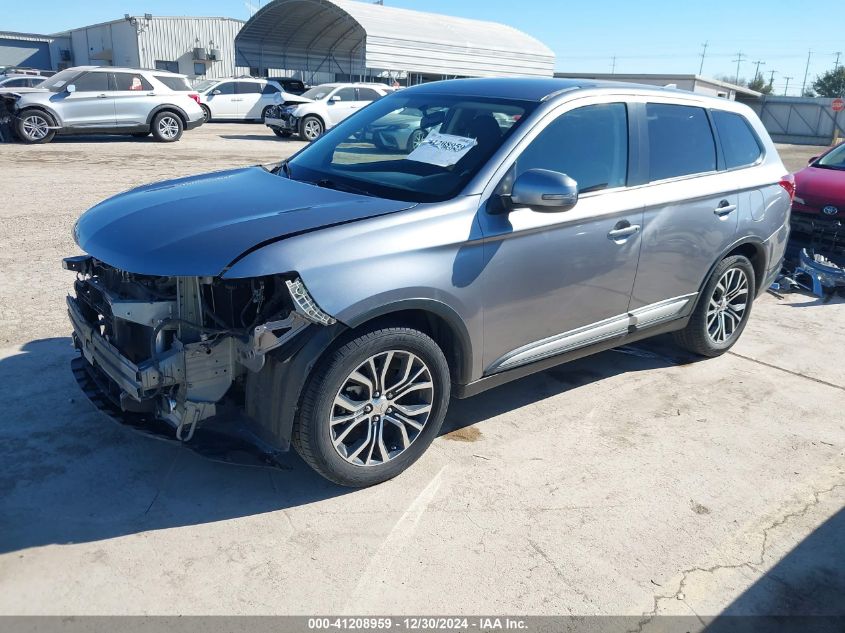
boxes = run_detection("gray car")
[64,78,792,486]
[11,66,204,143]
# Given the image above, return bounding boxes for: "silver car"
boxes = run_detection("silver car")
[11,66,204,143]
[64,78,792,486]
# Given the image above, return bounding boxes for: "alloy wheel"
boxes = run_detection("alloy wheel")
[707,267,749,344]
[330,350,434,467]
[157,116,180,139]
[22,114,49,141]
[303,118,322,141]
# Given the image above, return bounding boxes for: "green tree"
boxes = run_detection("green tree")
[812,67,845,97]
[747,75,773,94]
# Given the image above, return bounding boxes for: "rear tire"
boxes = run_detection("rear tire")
[674,255,755,357]
[151,111,183,142]
[293,327,450,487]
[16,109,56,144]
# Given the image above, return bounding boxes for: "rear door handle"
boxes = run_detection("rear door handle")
[607,221,641,242]
[714,201,737,216]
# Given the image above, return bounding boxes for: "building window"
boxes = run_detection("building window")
[193,63,207,76]
[249,67,260,77]
[154,60,179,73]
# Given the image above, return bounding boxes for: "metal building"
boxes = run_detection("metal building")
[0,31,71,71]
[555,73,762,101]
[235,0,555,85]
[62,16,244,82]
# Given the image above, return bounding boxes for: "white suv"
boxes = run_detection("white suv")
[264,82,392,141]
[195,77,288,122]
[11,66,204,144]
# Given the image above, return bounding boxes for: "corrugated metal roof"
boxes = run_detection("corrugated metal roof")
[0,31,56,43]
[236,0,554,78]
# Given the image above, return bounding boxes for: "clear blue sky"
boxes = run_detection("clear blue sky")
[4,0,841,95]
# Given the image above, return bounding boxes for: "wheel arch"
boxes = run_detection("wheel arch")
[146,104,188,127]
[342,300,473,386]
[721,239,767,294]
[17,105,60,126]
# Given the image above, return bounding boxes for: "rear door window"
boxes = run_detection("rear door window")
[236,82,262,94]
[356,87,383,102]
[112,72,153,91]
[646,103,717,181]
[712,110,763,169]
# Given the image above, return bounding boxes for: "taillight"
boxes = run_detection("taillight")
[778,174,796,201]
[188,93,201,105]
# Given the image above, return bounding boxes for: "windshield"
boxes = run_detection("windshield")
[301,86,333,101]
[195,79,217,93]
[39,69,82,92]
[287,93,536,203]
[817,143,845,170]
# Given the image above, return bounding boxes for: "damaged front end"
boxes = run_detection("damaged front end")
[64,255,336,459]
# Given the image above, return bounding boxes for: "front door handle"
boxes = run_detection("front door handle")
[714,200,737,216]
[607,221,641,242]
[96,94,108,99]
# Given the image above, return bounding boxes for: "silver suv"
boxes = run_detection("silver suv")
[64,78,792,486]
[12,66,204,143]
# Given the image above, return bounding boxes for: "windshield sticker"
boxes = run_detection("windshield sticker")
[406,132,478,167]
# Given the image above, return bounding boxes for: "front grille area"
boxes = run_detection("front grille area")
[790,212,845,258]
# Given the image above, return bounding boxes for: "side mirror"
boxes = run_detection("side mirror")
[808,156,819,165]
[66,84,76,94]
[211,89,222,96]
[328,95,341,103]
[507,169,579,212]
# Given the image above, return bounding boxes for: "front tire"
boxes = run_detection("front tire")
[294,327,451,487]
[299,115,323,142]
[674,255,755,357]
[201,105,211,122]
[151,111,183,142]
[16,109,56,144]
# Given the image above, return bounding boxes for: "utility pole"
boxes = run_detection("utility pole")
[732,52,746,85]
[800,50,812,96]
[699,41,708,75]
[611,55,617,74]
[752,60,766,81]
[835,52,842,70]
[768,69,776,85]
[783,76,792,96]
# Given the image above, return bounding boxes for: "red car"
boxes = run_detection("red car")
[791,141,845,255]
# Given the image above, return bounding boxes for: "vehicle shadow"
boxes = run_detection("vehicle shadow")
[219,134,289,142]
[0,335,698,555]
[704,507,845,631]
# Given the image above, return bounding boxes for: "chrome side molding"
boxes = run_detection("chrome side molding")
[488,294,696,373]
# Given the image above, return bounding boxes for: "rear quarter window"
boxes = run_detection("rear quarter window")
[712,110,763,169]
[646,103,717,181]
[154,75,192,91]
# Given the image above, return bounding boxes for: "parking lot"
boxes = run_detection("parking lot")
[1,123,843,620]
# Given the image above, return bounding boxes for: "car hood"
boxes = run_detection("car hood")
[794,165,845,205]
[74,166,415,276]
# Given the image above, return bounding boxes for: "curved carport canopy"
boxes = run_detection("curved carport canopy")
[235,0,554,84]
